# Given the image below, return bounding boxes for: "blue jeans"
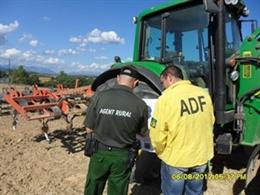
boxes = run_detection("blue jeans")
[161,161,207,195]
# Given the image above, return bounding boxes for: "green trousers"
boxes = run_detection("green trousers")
[84,150,131,195]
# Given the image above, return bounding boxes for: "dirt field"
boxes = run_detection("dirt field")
[1,114,259,195]
[0,84,259,195]
[0,115,88,195]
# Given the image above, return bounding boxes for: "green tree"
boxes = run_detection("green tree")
[27,74,40,85]
[10,65,29,84]
[43,71,94,88]
[78,76,94,86]
[56,71,75,88]
[43,78,57,88]
[0,70,7,78]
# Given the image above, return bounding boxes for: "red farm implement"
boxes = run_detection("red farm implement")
[0,88,12,116]
[3,83,94,142]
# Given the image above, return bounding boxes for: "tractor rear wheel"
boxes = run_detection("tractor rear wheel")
[245,144,260,191]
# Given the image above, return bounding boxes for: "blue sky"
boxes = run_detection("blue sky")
[0,0,259,75]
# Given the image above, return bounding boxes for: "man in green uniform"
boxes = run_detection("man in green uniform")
[84,65,148,195]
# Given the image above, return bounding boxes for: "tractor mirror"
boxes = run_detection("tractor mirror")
[203,0,220,13]
[114,56,121,63]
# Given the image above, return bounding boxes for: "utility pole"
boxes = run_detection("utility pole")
[8,58,11,85]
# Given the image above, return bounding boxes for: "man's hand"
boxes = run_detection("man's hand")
[136,130,149,138]
[86,127,93,134]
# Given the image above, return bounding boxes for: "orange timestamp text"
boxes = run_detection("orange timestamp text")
[171,172,246,180]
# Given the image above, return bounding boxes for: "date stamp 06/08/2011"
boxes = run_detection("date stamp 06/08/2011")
[171,173,246,180]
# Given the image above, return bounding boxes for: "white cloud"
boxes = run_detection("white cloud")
[94,56,108,60]
[43,16,51,21]
[0,47,65,72]
[19,33,33,42]
[71,62,86,71]
[0,48,21,58]
[69,28,124,46]
[43,49,55,55]
[0,21,19,45]
[87,28,125,44]
[58,48,78,56]
[22,50,36,60]
[44,57,63,65]
[19,33,39,47]
[35,56,64,65]
[0,20,19,35]
[70,61,111,75]
[69,36,82,43]
[0,48,37,62]
[29,39,38,47]
[79,42,87,47]
[43,48,84,56]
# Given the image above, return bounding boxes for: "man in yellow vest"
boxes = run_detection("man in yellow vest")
[150,65,215,195]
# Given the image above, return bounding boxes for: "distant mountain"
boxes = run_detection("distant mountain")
[68,71,98,77]
[24,66,56,75]
[0,64,56,75]
[0,64,9,71]
[0,64,101,76]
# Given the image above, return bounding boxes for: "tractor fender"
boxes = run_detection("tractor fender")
[91,66,162,95]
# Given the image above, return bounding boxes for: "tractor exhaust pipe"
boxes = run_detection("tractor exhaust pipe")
[215,0,227,124]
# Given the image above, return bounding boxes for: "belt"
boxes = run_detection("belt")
[97,141,129,151]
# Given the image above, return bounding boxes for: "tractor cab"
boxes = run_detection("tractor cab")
[134,0,250,124]
[93,0,249,124]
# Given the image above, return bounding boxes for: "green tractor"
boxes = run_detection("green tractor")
[91,0,260,190]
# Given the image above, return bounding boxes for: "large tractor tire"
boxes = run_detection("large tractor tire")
[245,144,260,193]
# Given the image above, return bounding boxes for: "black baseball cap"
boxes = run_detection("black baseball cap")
[119,65,140,79]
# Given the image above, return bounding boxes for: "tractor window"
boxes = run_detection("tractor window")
[224,12,241,104]
[142,17,161,61]
[165,29,208,63]
[225,13,241,58]
[141,4,210,88]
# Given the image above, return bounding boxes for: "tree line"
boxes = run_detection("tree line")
[0,65,94,88]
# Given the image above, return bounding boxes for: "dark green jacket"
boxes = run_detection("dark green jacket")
[84,84,148,148]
